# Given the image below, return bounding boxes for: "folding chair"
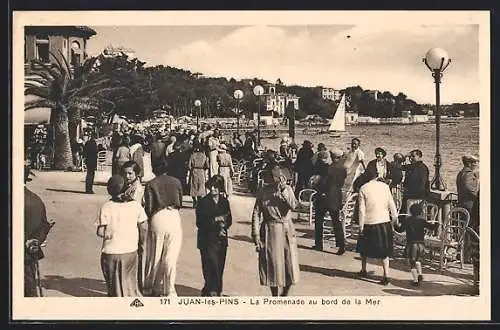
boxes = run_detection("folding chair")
[296,189,317,226]
[97,150,108,171]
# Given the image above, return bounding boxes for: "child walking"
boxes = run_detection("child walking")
[395,203,439,286]
[96,175,148,297]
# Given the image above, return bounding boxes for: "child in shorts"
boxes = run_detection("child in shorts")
[395,203,439,286]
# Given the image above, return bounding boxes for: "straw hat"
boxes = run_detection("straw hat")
[219,143,227,151]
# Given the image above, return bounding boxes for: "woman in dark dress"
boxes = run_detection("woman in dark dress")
[195,175,232,296]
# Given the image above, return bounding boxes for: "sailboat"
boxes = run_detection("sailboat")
[329,93,349,137]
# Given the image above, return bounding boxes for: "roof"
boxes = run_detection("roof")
[25,26,97,38]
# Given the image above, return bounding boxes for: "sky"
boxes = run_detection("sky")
[87,24,479,104]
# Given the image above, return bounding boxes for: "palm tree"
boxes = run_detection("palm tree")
[25,51,78,169]
[24,50,102,169]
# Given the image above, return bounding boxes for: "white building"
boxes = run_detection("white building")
[321,87,342,102]
[345,112,359,125]
[265,85,300,117]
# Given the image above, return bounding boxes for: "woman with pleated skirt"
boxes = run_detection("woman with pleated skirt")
[357,167,398,286]
[251,166,300,296]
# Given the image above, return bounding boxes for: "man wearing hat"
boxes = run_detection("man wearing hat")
[150,133,166,176]
[456,154,479,215]
[294,140,314,196]
[314,148,347,254]
[401,149,430,213]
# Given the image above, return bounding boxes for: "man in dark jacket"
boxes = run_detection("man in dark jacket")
[24,166,53,296]
[456,154,479,215]
[150,133,167,176]
[401,149,430,213]
[294,140,314,196]
[83,133,98,194]
[313,148,347,254]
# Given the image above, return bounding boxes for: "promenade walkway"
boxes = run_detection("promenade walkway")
[25,170,476,297]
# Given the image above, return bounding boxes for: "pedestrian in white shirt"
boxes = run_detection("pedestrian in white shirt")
[96,175,148,297]
[357,167,398,286]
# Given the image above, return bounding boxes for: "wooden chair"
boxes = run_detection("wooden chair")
[426,207,470,269]
[232,160,249,186]
[444,192,460,209]
[393,213,410,256]
[465,227,480,290]
[296,188,317,227]
[391,184,403,213]
[340,192,358,239]
[97,151,108,171]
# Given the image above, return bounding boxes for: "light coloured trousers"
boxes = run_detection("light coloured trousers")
[209,150,219,178]
[143,208,183,296]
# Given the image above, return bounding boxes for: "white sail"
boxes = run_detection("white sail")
[329,94,346,132]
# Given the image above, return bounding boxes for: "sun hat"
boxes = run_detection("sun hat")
[331,148,343,158]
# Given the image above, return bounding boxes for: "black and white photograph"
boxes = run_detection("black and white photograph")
[12,10,490,320]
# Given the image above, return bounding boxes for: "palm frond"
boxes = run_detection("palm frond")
[25,71,55,84]
[24,99,56,111]
[66,78,113,99]
[88,86,132,98]
[57,49,73,78]
[25,81,49,89]
[25,86,51,99]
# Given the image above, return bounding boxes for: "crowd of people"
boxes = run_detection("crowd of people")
[24,120,480,297]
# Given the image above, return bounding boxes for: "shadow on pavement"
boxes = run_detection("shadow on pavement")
[232,191,253,197]
[300,264,383,285]
[229,235,253,243]
[300,264,355,280]
[41,275,107,297]
[175,284,201,296]
[41,275,204,297]
[46,188,88,195]
[362,256,474,282]
[382,277,477,296]
[295,227,314,239]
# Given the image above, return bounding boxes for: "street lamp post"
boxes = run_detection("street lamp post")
[253,85,264,146]
[234,89,244,135]
[423,48,451,191]
[194,99,201,132]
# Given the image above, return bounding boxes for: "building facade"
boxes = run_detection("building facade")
[25,26,96,71]
[265,85,300,117]
[321,87,342,102]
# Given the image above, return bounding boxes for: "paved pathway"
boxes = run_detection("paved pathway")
[25,170,476,297]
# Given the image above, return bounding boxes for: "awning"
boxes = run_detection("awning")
[25,107,52,125]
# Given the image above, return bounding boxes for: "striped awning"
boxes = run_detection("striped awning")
[25,107,52,125]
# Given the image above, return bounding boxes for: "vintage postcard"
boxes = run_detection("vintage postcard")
[12,10,490,320]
